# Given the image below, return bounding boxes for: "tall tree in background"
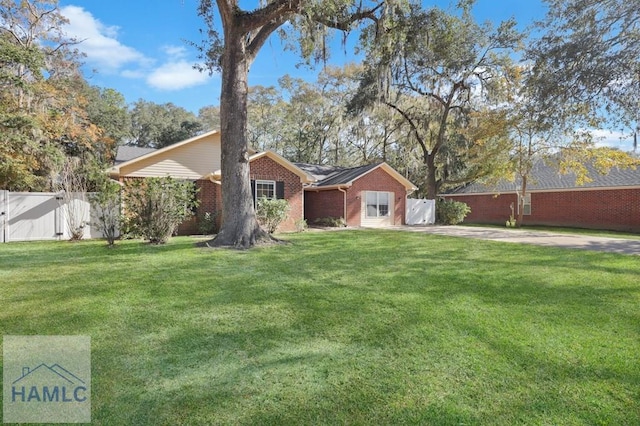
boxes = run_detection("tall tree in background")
[85,86,131,161]
[246,85,286,152]
[196,0,407,248]
[353,3,521,198]
[130,100,203,148]
[198,105,221,131]
[0,0,104,190]
[530,0,640,146]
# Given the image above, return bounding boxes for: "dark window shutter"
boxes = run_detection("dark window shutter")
[276,181,285,199]
[251,180,256,206]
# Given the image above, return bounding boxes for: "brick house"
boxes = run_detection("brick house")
[298,163,417,227]
[109,131,417,233]
[442,160,640,232]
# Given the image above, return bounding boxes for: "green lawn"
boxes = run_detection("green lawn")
[1,230,639,425]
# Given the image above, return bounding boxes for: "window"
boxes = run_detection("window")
[255,180,275,201]
[518,193,531,216]
[365,191,390,218]
[251,180,285,205]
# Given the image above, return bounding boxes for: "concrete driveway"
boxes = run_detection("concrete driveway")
[388,225,640,256]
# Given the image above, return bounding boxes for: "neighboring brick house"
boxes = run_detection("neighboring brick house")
[442,160,640,232]
[109,130,417,233]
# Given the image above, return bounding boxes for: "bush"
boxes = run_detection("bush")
[198,211,219,235]
[256,198,289,234]
[313,217,346,227]
[89,178,122,246]
[436,199,471,225]
[294,218,308,232]
[123,177,198,244]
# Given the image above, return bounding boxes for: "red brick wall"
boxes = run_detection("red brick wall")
[444,188,640,232]
[249,156,304,232]
[304,190,345,225]
[348,167,408,226]
[304,167,409,227]
[178,179,222,235]
[444,193,517,225]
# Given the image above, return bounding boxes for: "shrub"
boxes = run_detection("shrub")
[198,211,219,235]
[295,218,308,233]
[256,197,290,233]
[313,217,347,227]
[436,199,471,225]
[89,178,122,246]
[123,177,198,244]
[53,157,89,240]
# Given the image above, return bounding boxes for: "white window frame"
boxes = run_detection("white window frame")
[518,193,531,216]
[255,180,276,203]
[365,191,391,218]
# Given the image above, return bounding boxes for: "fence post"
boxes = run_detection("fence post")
[1,190,7,243]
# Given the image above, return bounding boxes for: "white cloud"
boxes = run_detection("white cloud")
[588,129,634,150]
[120,69,146,79]
[162,45,188,58]
[61,5,149,72]
[61,5,213,92]
[146,61,210,91]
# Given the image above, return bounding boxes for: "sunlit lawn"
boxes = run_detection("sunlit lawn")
[1,230,638,425]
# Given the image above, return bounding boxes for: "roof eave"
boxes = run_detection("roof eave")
[304,183,352,191]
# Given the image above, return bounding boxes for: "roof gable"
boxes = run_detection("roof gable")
[205,150,316,183]
[109,130,221,179]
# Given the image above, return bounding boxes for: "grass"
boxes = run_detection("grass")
[1,230,639,425]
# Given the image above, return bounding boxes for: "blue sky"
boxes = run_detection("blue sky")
[59,1,545,111]
[57,1,634,149]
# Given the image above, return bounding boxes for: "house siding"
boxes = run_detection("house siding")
[119,133,221,179]
[444,187,640,232]
[249,156,303,232]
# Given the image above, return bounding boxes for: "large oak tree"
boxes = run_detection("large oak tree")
[196,0,406,248]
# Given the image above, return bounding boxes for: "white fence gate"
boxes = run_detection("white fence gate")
[406,198,435,225]
[0,191,105,243]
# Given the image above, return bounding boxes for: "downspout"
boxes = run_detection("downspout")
[338,187,347,226]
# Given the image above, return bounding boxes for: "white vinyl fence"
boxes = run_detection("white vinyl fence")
[0,190,107,243]
[406,198,435,225]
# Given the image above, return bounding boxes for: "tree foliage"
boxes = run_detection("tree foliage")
[352,3,522,198]
[530,0,640,131]
[0,0,118,190]
[130,100,203,148]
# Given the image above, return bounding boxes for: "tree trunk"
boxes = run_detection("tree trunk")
[425,152,438,200]
[209,28,270,248]
[516,175,527,228]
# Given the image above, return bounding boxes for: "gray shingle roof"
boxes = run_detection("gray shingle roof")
[114,146,157,165]
[448,159,640,194]
[295,163,380,187]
